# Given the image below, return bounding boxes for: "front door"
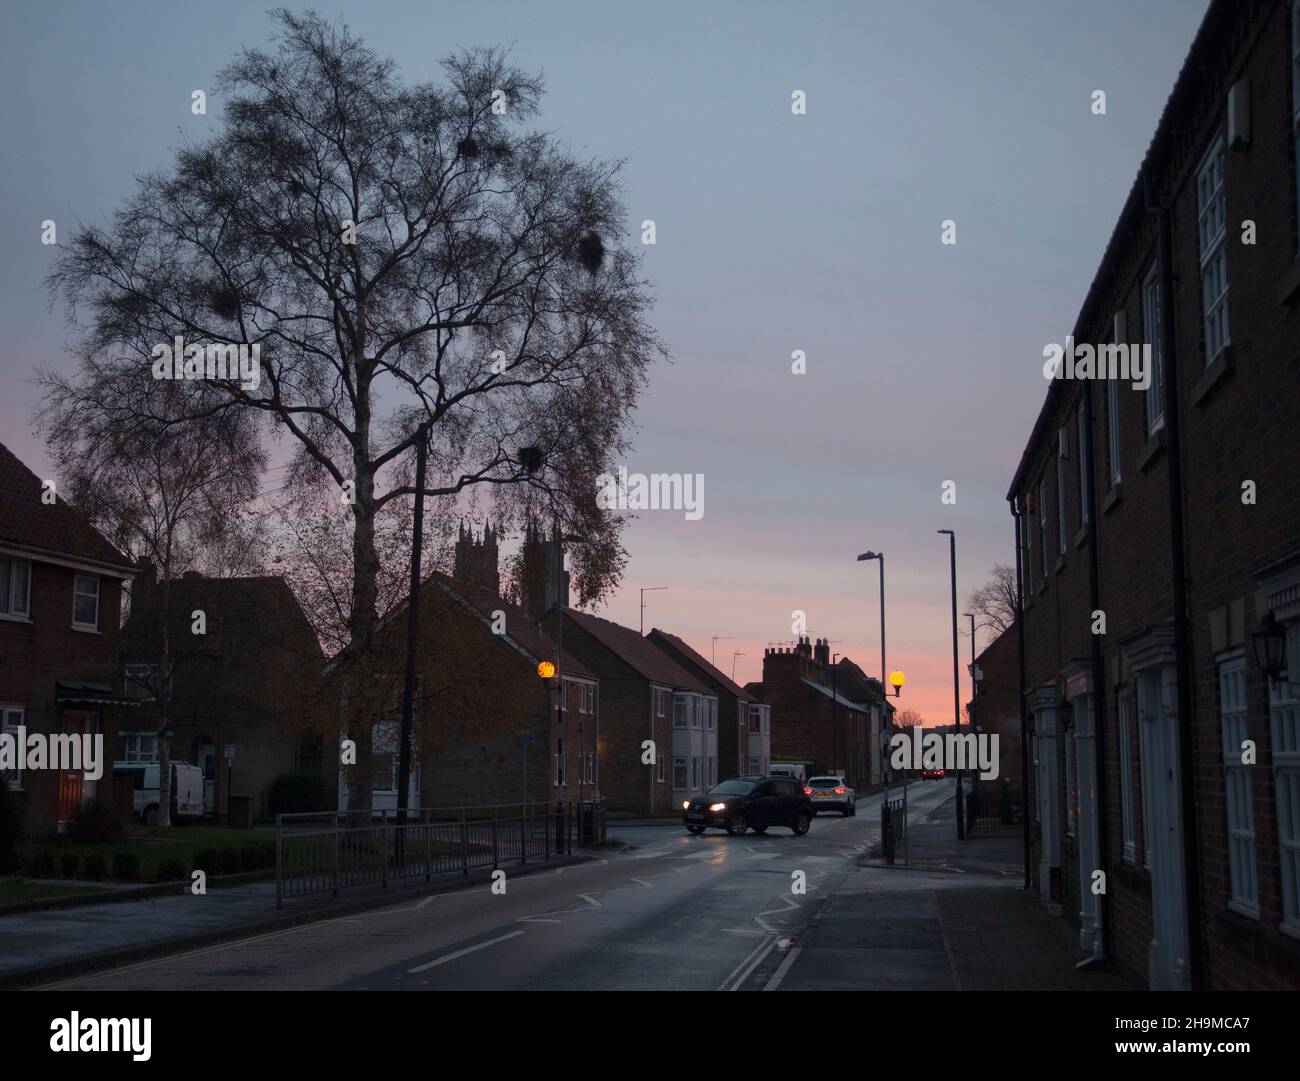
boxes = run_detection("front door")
[57,711,89,825]
[1137,669,1189,990]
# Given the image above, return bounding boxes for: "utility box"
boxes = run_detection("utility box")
[227,795,253,829]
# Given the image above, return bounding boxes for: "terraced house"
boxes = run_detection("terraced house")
[1004,0,1300,990]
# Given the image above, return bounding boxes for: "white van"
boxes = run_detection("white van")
[768,762,808,786]
[112,762,205,824]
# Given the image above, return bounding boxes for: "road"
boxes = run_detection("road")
[44,781,954,992]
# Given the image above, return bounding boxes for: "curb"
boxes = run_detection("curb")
[0,870,275,917]
[1,853,590,989]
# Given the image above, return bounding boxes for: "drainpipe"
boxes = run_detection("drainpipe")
[1144,172,1203,991]
[1081,378,1111,964]
[1010,497,1031,890]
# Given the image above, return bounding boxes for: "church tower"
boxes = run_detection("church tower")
[452,520,500,596]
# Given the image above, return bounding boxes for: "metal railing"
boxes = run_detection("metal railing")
[881,797,906,864]
[275,799,606,907]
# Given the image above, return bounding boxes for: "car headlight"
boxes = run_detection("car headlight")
[682,800,691,810]
[709,802,727,812]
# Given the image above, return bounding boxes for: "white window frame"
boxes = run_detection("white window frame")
[1141,265,1164,434]
[656,752,665,784]
[0,558,32,620]
[121,731,159,764]
[1023,499,1033,597]
[1270,623,1300,937]
[673,694,687,729]
[1076,398,1088,526]
[1056,430,1067,556]
[655,688,667,718]
[1218,651,1258,917]
[673,756,687,790]
[1038,477,1049,578]
[554,750,567,787]
[1196,137,1230,365]
[72,573,100,630]
[1118,692,1136,862]
[1,705,25,790]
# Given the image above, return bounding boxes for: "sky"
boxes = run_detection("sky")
[0,0,1209,724]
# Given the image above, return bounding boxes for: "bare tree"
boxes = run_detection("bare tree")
[36,376,264,826]
[45,11,663,805]
[895,709,925,730]
[966,564,1017,638]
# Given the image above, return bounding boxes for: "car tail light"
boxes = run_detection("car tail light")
[803,787,812,796]
[835,786,845,795]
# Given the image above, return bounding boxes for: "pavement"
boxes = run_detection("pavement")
[761,785,1139,991]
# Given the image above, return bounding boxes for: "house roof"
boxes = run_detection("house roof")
[434,575,596,682]
[646,629,754,701]
[1006,0,1233,500]
[801,677,869,712]
[564,609,712,693]
[0,442,134,573]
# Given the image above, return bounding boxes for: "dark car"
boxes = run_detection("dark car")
[682,775,813,836]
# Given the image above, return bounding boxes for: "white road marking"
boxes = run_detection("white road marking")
[406,930,525,973]
[719,933,779,991]
[417,895,438,909]
[763,945,803,991]
[631,877,654,889]
[577,893,602,907]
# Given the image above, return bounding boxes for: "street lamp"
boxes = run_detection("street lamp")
[889,670,906,696]
[857,550,887,789]
[1250,611,1288,683]
[938,529,963,839]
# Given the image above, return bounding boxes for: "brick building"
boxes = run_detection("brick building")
[559,610,717,815]
[967,626,1024,803]
[755,637,885,791]
[1003,0,1300,991]
[121,568,331,819]
[0,443,137,836]
[647,628,770,779]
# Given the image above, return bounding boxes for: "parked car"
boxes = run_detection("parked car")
[806,775,855,815]
[111,761,205,824]
[921,768,945,780]
[682,775,812,836]
[768,762,808,786]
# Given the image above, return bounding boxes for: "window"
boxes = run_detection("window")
[73,574,99,629]
[1064,725,1077,837]
[586,752,595,786]
[1136,674,1155,871]
[1142,265,1164,433]
[1076,398,1088,526]
[749,708,760,732]
[1,706,24,790]
[709,756,717,785]
[655,688,667,718]
[0,559,31,618]
[581,684,594,714]
[1219,653,1258,917]
[656,752,665,784]
[747,755,761,774]
[691,757,699,788]
[121,732,159,764]
[673,695,687,728]
[1023,499,1033,597]
[372,752,396,791]
[1196,138,1230,364]
[124,664,158,694]
[691,697,700,728]
[557,680,567,712]
[1038,477,1049,578]
[554,751,567,787]
[1056,430,1067,555]
[1118,693,1136,862]
[1106,376,1121,487]
[1270,623,1300,936]
[706,700,715,730]
[673,756,687,790]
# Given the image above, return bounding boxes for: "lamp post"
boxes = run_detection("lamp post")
[1250,611,1288,684]
[965,613,977,735]
[856,551,886,794]
[938,529,963,838]
[640,587,668,635]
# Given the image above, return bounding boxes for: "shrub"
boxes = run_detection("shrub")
[220,848,242,875]
[155,857,187,882]
[111,852,140,881]
[0,780,23,873]
[69,801,126,844]
[193,848,220,874]
[258,840,277,867]
[268,773,327,816]
[60,853,80,879]
[83,854,107,880]
[30,849,57,878]
[239,844,263,872]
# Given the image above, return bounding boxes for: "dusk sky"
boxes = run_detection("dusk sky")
[1,0,1208,724]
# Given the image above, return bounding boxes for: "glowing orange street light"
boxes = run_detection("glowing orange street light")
[537,660,556,679]
[889,670,906,696]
